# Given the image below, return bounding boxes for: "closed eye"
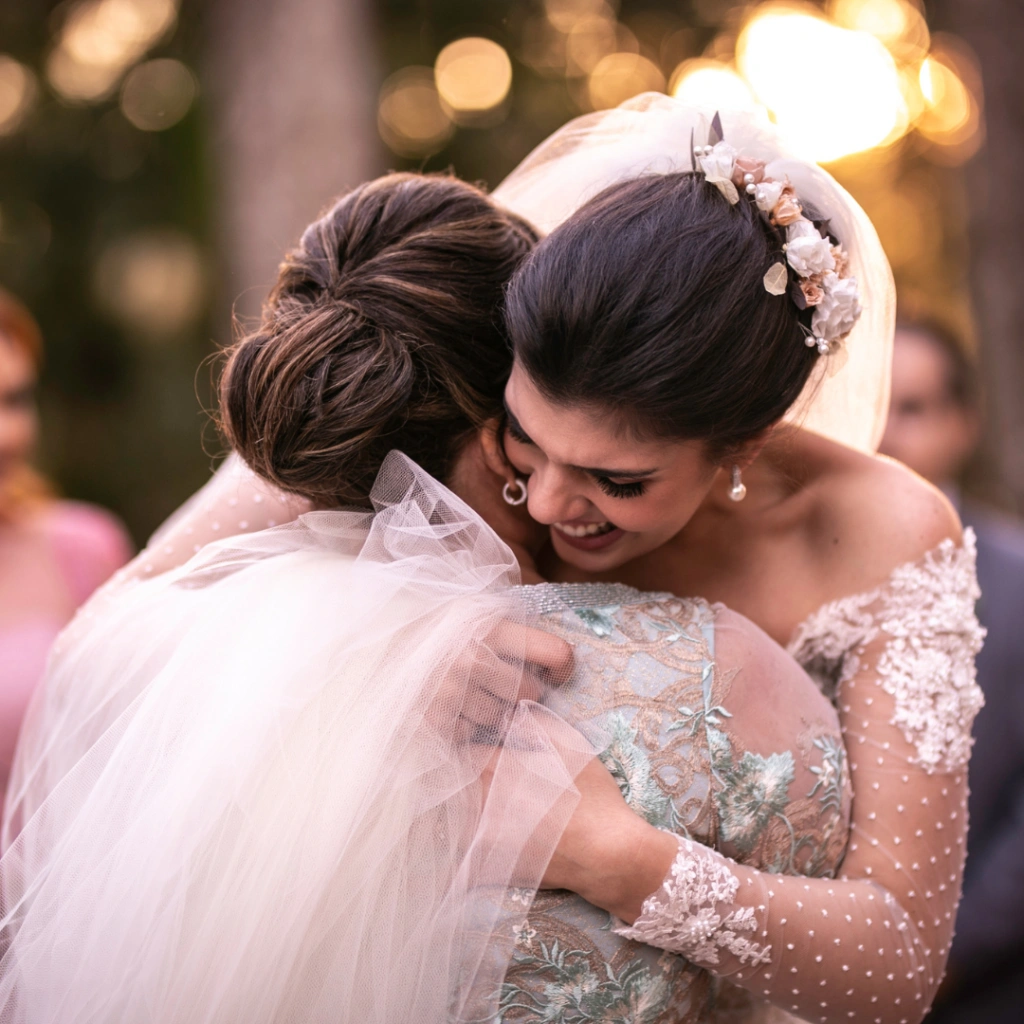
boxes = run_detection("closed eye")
[505,416,533,446]
[594,476,646,499]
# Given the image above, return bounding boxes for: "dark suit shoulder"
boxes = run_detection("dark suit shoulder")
[964,501,1024,573]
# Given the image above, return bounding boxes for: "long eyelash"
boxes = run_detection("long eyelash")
[506,420,532,445]
[596,477,646,499]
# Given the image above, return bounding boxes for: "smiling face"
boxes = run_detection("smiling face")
[503,362,720,571]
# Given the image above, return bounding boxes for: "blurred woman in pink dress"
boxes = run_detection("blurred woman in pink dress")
[0,288,131,798]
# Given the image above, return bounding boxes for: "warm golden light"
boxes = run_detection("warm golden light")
[670,59,761,113]
[378,67,454,158]
[587,52,664,110]
[47,0,178,103]
[738,8,905,162]
[829,0,930,60]
[94,228,204,339]
[0,56,37,136]
[545,0,612,34]
[916,53,980,158]
[120,59,196,131]
[565,13,619,76]
[434,38,513,120]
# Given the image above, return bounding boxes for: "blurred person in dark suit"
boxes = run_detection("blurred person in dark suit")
[0,288,131,808]
[881,320,1024,1023]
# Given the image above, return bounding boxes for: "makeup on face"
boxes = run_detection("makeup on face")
[502,364,718,570]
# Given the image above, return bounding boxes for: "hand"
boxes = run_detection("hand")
[540,755,679,924]
[430,619,575,743]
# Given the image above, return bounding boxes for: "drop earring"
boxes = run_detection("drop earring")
[502,478,528,506]
[728,465,747,502]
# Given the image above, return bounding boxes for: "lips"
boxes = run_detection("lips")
[551,519,625,553]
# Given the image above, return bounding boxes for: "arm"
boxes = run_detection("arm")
[550,530,983,1024]
[120,454,311,582]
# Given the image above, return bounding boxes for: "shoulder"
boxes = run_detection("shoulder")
[43,501,134,600]
[801,439,962,597]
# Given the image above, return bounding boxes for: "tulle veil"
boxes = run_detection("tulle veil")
[0,454,595,1024]
[0,95,898,1022]
[494,93,895,455]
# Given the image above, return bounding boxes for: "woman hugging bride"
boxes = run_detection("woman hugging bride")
[0,99,982,1024]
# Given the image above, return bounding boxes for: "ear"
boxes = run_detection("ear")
[479,418,512,481]
[732,424,777,470]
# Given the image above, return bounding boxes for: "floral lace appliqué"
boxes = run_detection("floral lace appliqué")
[788,530,985,773]
[615,837,772,968]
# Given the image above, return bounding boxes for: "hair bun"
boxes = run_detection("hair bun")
[219,173,537,507]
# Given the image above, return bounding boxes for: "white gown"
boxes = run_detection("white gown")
[0,455,863,1024]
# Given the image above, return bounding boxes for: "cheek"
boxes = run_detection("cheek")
[600,488,700,535]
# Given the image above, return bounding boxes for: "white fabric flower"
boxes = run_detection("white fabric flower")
[699,142,739,204]
[812,272,862,341]
[754,180,784,213]
[786,219,818,240]
[786,228,835,277]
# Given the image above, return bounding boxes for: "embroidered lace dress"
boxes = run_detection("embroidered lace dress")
[477,582,853,1024]
[617,534,985,1024]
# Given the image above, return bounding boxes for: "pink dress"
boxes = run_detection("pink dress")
[0,502,131,798]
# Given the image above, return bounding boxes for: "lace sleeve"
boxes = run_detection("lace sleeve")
[115,455,311,584]
[617,535,984,1024]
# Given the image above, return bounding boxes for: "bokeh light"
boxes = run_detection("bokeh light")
[588,52,665,110]
[47,0,178,104]
[738,7,905,162]
[917,51,982,159]
[434,38,513,124]
[93,228,204,340]
[670,59,761,113]
[544,0,614,34]
[120,59,197,132]
[378,67,454,158]
[829,0,930,60]
[565,10,621,77]
[0,57,37,136]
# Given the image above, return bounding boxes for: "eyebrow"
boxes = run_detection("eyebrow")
[504,399,659,480]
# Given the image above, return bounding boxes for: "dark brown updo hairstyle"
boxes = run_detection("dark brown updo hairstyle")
[220,173,537,506]
[505,172,818,460]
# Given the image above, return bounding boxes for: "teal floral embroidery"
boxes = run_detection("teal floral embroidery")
[574,607,619,638]
[808,735,846,813]
[494,940,672,1023]
[716,750,796,855]
[598,714,679,832]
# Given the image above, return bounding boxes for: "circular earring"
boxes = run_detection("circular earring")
[502,478,528,506]
[728,465,747,503]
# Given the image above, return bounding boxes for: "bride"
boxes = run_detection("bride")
[1,99,982,1024]
[0,168,850,1024]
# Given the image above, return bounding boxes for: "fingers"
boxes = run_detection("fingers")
[487,622,574,684]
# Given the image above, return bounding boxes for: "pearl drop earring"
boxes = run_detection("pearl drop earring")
[728,465,747,502]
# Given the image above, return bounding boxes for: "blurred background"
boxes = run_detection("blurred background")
[0,0,1018,543]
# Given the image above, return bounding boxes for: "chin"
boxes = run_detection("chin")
[550,527,639,572]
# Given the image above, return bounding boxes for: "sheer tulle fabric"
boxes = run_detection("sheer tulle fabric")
[0,455,595,1024]
[493,94,896,455]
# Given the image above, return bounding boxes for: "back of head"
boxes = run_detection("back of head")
[506,172,819,459]
[220,172,537,507]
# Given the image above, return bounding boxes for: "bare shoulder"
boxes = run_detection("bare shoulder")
[797,436,962,596]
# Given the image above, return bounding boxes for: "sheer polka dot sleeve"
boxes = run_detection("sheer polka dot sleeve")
[117,455,312,583]
[617,535,984,1024]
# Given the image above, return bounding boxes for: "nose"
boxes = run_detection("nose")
[526,464,591,525]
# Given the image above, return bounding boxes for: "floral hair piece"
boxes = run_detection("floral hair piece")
[692,117,862,356]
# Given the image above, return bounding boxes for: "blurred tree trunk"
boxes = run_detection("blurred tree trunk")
[933,0,1024,510]
[203,0,382,331]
